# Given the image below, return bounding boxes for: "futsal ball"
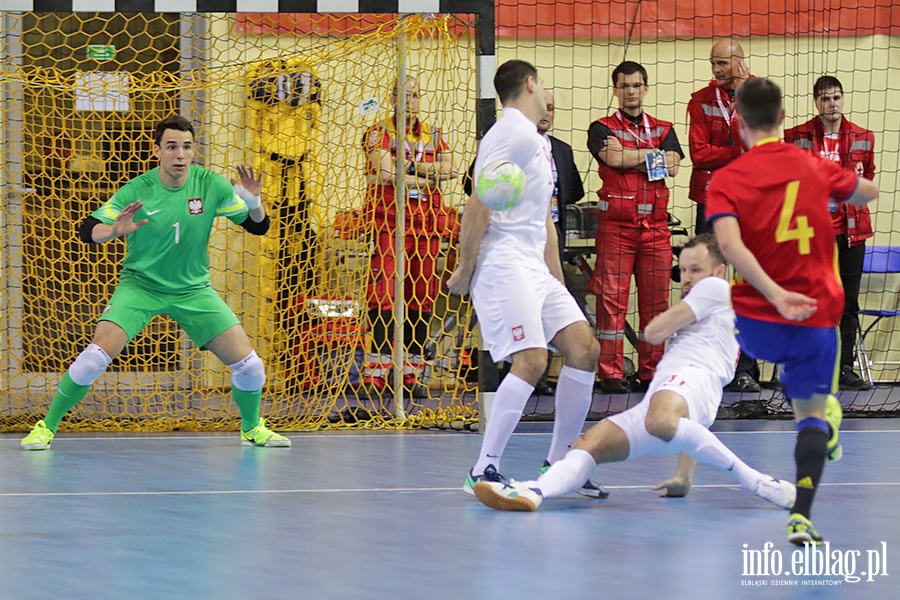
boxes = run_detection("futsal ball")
[476,160,527,211]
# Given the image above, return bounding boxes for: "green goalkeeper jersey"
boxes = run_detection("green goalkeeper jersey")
[93,165,250,293]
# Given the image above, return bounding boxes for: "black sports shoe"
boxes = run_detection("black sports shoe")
[533,380,556,396]
[838,366,872,391]
[725,371,760,393]
[626,375,651,393]
[599,378,629,394]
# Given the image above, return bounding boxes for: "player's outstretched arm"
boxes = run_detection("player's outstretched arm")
[644,301,697,345]
[714,216,817,321]
[90,200,148,243]
[843,177,879,207]
[447,191,491,296]
[652,453,697,497]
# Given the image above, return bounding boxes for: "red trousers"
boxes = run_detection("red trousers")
[589,223,671,380]
[367,223,441,314]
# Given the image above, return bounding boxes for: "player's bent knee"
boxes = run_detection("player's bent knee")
[69,343,113,386]
[510,348,551,382]
[556,323,599,369]
[230,351,266,391]
[644,412,678,442]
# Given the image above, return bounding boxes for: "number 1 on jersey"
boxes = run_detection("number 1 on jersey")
[775,180,814,255]
[173,221,180,244]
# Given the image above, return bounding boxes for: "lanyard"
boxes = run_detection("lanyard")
[615,110,655,148]
[821,136,841,163]
[404,138,424,162]
[714,87,735,127]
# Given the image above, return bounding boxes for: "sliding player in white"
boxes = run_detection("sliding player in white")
[474,234,795,511]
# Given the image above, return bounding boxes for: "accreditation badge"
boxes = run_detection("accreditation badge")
[646,150,668,181]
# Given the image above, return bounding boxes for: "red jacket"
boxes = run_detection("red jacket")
[784,116,875,246]
[687,80,746,205]
[362,116,450,235]
[594,112,673,226]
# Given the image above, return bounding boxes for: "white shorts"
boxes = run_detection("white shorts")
[607,363,722,459]
[471,263,585,363]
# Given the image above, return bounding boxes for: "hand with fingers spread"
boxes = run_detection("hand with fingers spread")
[231,164,263,209]
[111,201,148,238]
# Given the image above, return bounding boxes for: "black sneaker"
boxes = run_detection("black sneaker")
[626,375,651,393]
[838,366,872,391]
[725,371,761,393]
[599,378,629,394]
[533,380,556,396]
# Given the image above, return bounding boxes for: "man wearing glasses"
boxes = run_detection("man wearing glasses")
[587,61,683,394]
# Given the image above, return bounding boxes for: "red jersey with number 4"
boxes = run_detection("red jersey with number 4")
[706,139,859,328]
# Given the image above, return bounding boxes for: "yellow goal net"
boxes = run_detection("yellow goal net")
[0,11,481,432]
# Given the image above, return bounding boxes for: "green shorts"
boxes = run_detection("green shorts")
[98,280,241,349]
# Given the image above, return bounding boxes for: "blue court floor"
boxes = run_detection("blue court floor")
[1,419,898,600]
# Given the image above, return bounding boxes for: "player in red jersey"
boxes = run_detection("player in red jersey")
[706,78,878,545]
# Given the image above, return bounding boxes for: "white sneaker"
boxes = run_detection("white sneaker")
[473,479,544,512]
[756,476,795,510]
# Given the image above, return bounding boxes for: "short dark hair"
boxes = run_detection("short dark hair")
[735,77,782,131]
[683,233,727,267]
[494,60,538,104]
[612,61,648,86]
[154,115,194,146]
[813,75,843,98]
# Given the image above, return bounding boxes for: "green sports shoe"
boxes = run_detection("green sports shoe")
[787,513,824,546]
[241,418,291,448]
[824,394,843,462]
[21,420,55,450]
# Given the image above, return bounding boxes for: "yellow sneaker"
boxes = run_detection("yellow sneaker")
[787,513,824,546]
[240,418,291,448]
[21,420,55,450]
[824,395,842,461]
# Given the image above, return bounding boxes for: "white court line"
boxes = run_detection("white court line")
[3,429,900,443]
[2,481,899,498]
[0,431,467,442]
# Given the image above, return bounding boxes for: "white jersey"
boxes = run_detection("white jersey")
[473,106,554,271]
[659,276,739,387]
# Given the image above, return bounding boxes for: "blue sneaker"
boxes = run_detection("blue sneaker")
[540,460,610,499]
[463,464,508,496]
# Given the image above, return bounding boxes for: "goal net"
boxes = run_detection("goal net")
[0,11,481,432]
[495,1,900,419]
[1,3,898,435]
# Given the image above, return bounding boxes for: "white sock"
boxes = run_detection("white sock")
[668,418,761,490]
[471,373,533,475]
[533,449,596,499]
[547,365,595,464]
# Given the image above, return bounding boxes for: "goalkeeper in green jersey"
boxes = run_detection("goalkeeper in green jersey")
[21,115,290,450]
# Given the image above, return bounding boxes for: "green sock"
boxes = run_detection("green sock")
[45,372,92,432]
[233,388,261,432]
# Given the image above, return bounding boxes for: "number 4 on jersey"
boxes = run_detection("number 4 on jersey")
[775,180,814,255]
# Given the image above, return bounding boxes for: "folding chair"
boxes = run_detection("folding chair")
[856,246,900,385]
